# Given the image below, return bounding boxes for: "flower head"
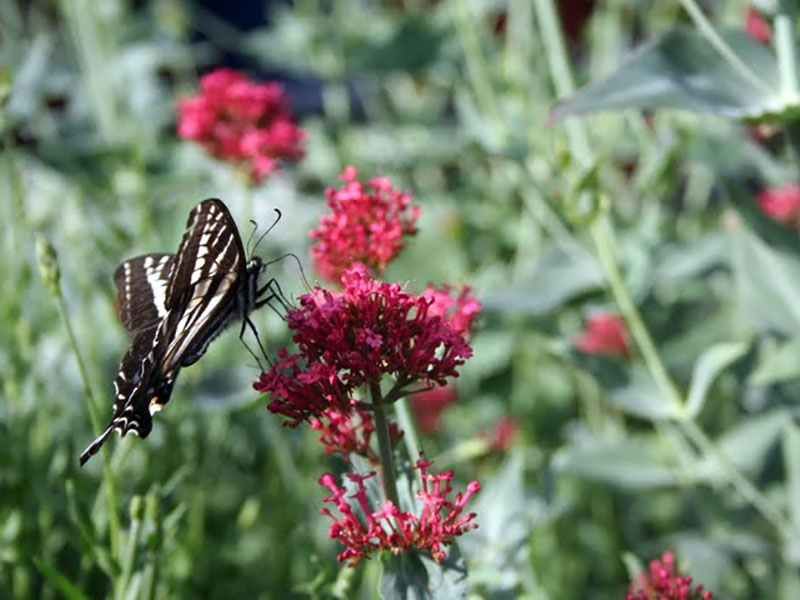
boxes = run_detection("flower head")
[177,68,305,184]
[423,284,481,336]
[758,183,800,226]
[255,264,473,426]
[486,416,519,451]
[627,551,712,600]
[310,166,419,281]
[319,458,480,566]
[575,312,630,359]
[746,6,771,44]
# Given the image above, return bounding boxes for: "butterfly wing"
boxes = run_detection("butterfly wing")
[160,199,248,370]
[79,323,176,465]
[114,253,174,332]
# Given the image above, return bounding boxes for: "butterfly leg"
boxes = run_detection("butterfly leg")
[238,317,267,371]
[256,278,293,312]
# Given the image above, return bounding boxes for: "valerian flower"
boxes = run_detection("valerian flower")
[626,551,712,600]
[411,385,457,434]
[254,264,473,428]
[423,284,482,336]
[575,311,631,359]
[177,68,305,183]
[318,458,480,566]
[310,166,419,281]
[757,183,800,227]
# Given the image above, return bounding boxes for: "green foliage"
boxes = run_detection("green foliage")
[5,0,800,598]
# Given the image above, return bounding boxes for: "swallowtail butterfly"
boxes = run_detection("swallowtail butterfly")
[80,199,277,466]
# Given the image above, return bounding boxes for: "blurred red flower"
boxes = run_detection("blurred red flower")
[319,457,480,566]
[310,166,419,281]
[177,68,305,184]
[411,385,456,434]
[486,416,518,451]
[746,6,771,44]
[758,183,800,226]
[254,265,473,426]
[576,312,630,359]
[626,551,712,600]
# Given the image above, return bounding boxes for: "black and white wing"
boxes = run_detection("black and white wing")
[79,323,175,465]
[160,198,248,370]
[114,254,174,332]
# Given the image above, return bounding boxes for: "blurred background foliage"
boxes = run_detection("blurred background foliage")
[3,0,800,598]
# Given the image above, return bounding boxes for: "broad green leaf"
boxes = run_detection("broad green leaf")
[698,410,789,480]
[729,227,800,336]
[482,247,602,315]
[553,439,677,489]
[33,558,90,600]
[685,342,749,418]
[609,369,678,421]
[552,27,783,121]
[653,234,726,286]
[749,338,800,386]
[379,546,467,600]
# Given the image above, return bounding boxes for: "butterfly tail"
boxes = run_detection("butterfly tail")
[78,424,116,466]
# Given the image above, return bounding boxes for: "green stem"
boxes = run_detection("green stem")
[679,0,772,93]
[56,294,121,561]
[370,383,399,507]
[394,396,424,489]
[589,214,683,411]
[680,417,800,539]
[775,1,799,98]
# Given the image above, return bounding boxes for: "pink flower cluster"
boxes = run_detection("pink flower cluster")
[626,551,712,600]
[319,458,480,566]
[177,68,305,183]
[423,284,482,336]
[757,184,800,227]
[576,311,631,359]
[255,264,474,428]
[310,166,420,281]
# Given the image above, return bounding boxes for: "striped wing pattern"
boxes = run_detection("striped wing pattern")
[79,199,250,466]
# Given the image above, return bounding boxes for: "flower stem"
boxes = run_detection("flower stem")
[370,382,399,507]
[55,291,122,562]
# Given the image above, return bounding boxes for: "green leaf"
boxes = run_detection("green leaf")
[698,410,789,480]
[33,558,90,600]
[379,547,467,600]
[552,27,783,121]
[729,227,800,336]
[685,342,749,418]
[749,338,800,386]
[483,247,602,315]
[553,439,677,489]
[609,369,678,421]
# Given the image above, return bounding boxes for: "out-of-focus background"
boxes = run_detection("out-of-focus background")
[4,1,800,598]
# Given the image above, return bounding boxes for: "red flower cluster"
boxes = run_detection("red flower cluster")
[486,416,519,451]
[626,551,712,600]
[177,68,305,183]
[255,264,473,427]
[423,284,482,336]
[310,166,419,281]
[746,6,771,44]
[576,312,631,359]
[757,183,800,226]
[311,408,403,463]
[319,458,480,566]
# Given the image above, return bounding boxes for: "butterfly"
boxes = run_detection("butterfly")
[79,199,279,466]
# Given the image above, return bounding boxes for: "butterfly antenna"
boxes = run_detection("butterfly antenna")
[245,219,258,257]
[251,208,282,256]
[262,252,313,293]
